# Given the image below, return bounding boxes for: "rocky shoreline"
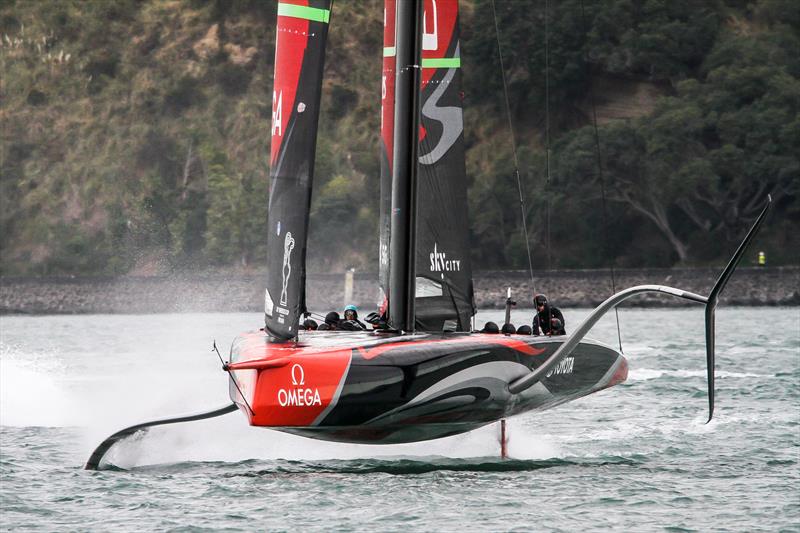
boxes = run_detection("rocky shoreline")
[1,267,797,315]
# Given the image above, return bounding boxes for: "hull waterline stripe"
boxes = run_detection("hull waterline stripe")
[277,3,330,23]
[421,57,461,68]
[384,46,396,57]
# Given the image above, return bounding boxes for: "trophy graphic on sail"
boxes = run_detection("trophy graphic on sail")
[280,232,295,308]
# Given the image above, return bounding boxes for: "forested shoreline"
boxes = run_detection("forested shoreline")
[1,0,798,276]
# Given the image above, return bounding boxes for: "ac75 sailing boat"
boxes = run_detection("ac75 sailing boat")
[86,0,771,469]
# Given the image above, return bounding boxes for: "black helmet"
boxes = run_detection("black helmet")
[324,311,340,326]
[517,324,532,335]
[317,323,331,331]
[302,318,318,330]
[481,321,500,334]
[501,323,516,335]
[550,318,562,329]
[534,294,548,307]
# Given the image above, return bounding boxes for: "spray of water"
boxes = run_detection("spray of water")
[1,314,562,469]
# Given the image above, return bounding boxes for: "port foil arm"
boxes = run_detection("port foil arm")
[84,403,238,470]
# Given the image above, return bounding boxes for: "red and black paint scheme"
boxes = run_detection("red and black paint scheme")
[263,0,332,341]
[227,330,628,444]
[229,0,628,445]
[83,0,770,469]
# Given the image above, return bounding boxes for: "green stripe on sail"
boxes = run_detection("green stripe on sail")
[421,57,461,68]
[277,3,330,23]
[383,46,396,57]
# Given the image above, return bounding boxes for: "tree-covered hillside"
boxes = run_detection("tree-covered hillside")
[1,0,797,276]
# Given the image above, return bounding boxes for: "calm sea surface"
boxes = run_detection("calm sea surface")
[1,308,798,531]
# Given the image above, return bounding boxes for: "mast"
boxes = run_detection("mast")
[388,0,423,332]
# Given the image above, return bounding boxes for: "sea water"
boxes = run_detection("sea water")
[1,308,798,531]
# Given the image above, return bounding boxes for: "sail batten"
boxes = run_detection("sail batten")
[264,0,332,340]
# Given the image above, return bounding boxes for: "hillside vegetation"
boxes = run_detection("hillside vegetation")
[1,0,798,276]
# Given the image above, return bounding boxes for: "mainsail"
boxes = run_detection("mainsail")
[381,0,474,332]
[264,0,332,340]
[414,0,475,331]
[379,0,396,314]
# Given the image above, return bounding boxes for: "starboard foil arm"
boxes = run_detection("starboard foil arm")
[509,195,773,423]
[508,285,707,397]
[84,403,238,470]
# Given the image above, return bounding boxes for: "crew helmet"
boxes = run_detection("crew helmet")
[481,321,500,334]
[501,323,516,335]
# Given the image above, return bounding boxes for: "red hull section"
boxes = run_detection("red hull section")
[229,335,351,426]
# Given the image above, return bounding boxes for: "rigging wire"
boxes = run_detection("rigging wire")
[579,0,623,352]
[490,0,536,293]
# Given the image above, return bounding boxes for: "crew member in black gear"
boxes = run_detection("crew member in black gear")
[501,323,516,335]
[324,311,341,330]
[532,293,566,336]
[549,317,566,336]
[341,304,367,330]
[480,321,500,334]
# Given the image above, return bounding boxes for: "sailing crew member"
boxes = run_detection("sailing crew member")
[340,304,367,330]
[324,311,341,330]
[549,317,566,336]
[480,321,500,334]
[532,294,566,336]
[501,323,516,335]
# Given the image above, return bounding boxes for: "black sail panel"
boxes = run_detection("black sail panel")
[264,1,332,340]
[414,0,474,331]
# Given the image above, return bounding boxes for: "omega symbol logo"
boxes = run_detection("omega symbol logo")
[291,364,305,386]
[278,363,321,407]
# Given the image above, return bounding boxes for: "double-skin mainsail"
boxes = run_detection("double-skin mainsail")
[381,0,475,333]
[264,1,332,340]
